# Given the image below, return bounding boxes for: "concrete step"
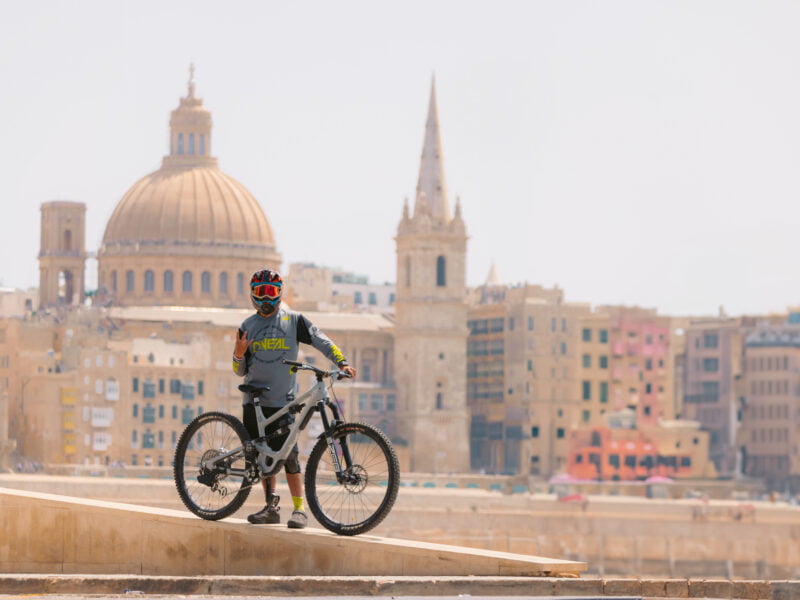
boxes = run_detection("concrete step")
[0,487,584,577]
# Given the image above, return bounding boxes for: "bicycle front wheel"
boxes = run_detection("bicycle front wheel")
[173,411,252,521]
[305,422,400,536]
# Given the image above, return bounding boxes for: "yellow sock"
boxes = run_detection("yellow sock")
[292,496,305,512]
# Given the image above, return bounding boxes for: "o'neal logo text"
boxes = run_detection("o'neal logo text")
[252,337,290,352]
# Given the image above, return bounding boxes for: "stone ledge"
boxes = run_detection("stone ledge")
[0,575,797,597]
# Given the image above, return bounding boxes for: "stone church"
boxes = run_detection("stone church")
[1,73,471,474]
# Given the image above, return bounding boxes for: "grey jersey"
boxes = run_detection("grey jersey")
[232,307,348,407]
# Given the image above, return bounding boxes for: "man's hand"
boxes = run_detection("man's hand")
[341,365,357,379]
[233,328,249,360]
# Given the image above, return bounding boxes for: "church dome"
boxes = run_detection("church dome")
[97,69,281,308]
[102,165,276,250]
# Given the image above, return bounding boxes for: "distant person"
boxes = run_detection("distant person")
[232,269,356,529]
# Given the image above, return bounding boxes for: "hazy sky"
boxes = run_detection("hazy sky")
[1,1,799,317]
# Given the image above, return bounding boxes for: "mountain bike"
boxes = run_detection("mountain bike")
[173,359,400,536]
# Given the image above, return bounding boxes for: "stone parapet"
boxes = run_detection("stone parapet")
[0,574,795,597]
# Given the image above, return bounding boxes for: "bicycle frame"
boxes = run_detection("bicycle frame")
[200,365,352,482]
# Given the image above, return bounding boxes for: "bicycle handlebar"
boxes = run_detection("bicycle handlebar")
[281,359,352,380]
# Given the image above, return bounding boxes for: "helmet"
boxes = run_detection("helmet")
[250,269,282,312]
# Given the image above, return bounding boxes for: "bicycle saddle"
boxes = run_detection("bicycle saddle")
[238,384,271,395]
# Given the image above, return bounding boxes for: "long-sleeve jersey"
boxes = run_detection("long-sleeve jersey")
[232,307,349,407]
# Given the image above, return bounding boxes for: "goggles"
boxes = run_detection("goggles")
[251,281,282,299]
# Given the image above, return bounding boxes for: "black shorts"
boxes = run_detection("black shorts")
[242,404,300,474]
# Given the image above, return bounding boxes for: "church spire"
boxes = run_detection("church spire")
[414,75,450,222]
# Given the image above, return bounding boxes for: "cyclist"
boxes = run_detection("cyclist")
[232,269,356,529]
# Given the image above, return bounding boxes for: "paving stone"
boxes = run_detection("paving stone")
[771,581,800,600]
[733,580,771,600]
[604,577,642,596]
[690,578,732,599]
[665,578,690,598]
[641,579,669,597]
[554,576,604,596]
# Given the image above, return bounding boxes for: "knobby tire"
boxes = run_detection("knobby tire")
[173,411,252,521]
[305,421,400,536]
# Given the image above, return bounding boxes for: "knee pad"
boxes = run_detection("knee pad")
[285,448,301,474]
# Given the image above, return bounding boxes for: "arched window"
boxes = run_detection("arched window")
[189,133,195,155]
[63,229,72,252]
[201,271,211,293]
[163,270,174,292]
[219,272,228,294]
[405,256,411,288]
[126,270,135,292]
[144,270,154,292]
[436,255,446,287]
[237,273,245,295]
[199,134,205,155]
[182,271,192,293]
[111,270,118,293]
[177,133,184,155]
[436,392,444,410]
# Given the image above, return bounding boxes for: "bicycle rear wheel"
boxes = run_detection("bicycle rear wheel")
[173,411,252,520]
[305,421,400,536]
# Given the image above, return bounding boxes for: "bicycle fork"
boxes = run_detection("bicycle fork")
[317,399,356,484]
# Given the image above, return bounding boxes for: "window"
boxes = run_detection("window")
[556,428,565,439]
[170,379,181,394]
[703,358,719,372]
[188,133,195,155]
[158,405,165,419]
[201,271,211,294]
[368,292,377,305]
[142,431,155,449]
[126,270,135,292]
[436,255,446,286]
[362,364,371,382]
[528,316,534,331]
[182,383,195,400]
[354,291,363,304]
[132,377,139,393]
[389,293,395,305]
[178,133,184,154]
[703,333,718,349]
[172,405,177,419]
[600,382,608,403]
[582,381,591,400]
[527,359,533,371]
[111,270,117,292]
[181,406,194,425]
[436,392,443,409]
[370,395,382,410]
[142,381,156,399]
[198,381,204,396]
[237,273,245,295]
[599,329,608,343]
[159,379,165,394]
[599,356,608,369]
[219,272,228,294]
[142,405,156,424]
[358,394,367,411]
[531,426,539,438]
[386,394,396,411]
[182,271,192,293]
[582,328,592,342]
[490,318,504,333]
[645,382,652,394]
[582,410,590,423]
[164,270,174,292]
[144,270,154,292]
[681,457,692,468]
[560,342,567,355]
[609,454,620,468]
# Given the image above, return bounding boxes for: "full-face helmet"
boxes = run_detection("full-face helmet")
[250,269,282,312]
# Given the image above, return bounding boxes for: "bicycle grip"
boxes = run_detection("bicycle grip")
[282,359,303,367]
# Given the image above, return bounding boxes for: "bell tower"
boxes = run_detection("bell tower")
[394,78,470,473]
[38,201,87,308]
